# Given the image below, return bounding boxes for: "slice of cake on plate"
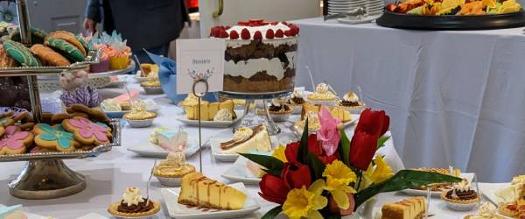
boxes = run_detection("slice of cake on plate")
[178,172,246,210]
[220,125,271,154]
[381,196,427,219]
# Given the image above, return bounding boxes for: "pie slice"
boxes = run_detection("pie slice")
[220,125,271,154]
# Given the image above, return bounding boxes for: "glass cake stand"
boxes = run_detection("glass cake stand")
[220,90,292,135]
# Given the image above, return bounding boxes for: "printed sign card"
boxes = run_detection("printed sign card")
[176,39,225,94]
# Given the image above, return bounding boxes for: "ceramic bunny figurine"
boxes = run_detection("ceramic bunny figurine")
[59,70,101,107]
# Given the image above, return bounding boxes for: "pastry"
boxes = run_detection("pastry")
[184,100,236,121]
[340,90,361,107]
[441,180,480,211]
[108,187,160,218]
[3,40,41,67]
[33,123,78,152]
[289,89,305,105]
[0,44,17,67]
[47,31,87,56]
[220,125,272,154]
[381,196,427,219]
[178,172,247,210]
[301,103,352,123]
[30,44,70,66]
[0,111,29,127]
[123,101,157,121]
[0,126,32,155]
[45,38,85,62]
[213,108,234,121]
[138,63,159,77]
[62,116,111,145]
[386,0,521,15]
[153,151,196,186]
[308,83,337,102]
[150,127,188,151]
[464,202,504,219]
[211,20,298,93]
[65,104,110,124]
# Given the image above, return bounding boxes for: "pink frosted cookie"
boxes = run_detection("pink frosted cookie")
[62,117,111,145]
[0,126,33,155]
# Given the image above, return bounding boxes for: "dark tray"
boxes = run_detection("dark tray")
[376,10,525,30]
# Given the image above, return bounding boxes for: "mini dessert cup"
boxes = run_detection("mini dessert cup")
[107,200,160,218]
[153,164,196,187]
[269,104,294,122]
[441,189,480,211]
[124,112,157,128]
[142,86,164,95]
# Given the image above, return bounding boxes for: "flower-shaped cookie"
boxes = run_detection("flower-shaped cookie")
[0,126,32,155]
[63,117,110,145]
[34,124,77,152]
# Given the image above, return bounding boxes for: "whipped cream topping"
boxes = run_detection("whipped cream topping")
[224,51,296,80]
[453,180,472,193]
[316,83,330,94]
[292,90,303,99]
[213,109,233,121]
[232,127,253,142]
[343,91,359,103]
[271,98,282,107]
[161,151,186,168]
[101,98,121,112]
[122,187,145,206]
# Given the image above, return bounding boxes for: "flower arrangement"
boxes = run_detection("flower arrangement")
[241,107,461,219]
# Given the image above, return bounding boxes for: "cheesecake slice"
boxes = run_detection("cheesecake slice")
[220,125,272,154]
[381,196,427,219]
[178,172,246,210]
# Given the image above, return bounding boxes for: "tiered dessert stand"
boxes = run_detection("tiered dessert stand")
[220,90,292,135]
[0,0,120,199]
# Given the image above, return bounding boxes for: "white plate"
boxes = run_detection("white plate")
[479,183,509,204]
[210,135,280,162]
[127,138,200,158]
[0,205,49,219]
[176,110,243,128]
[400,173,475,197]
[337,15,381,25]
[222,156,262,185]
[161,183,260,219]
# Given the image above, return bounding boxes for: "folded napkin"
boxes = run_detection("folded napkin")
[145,50,217,104]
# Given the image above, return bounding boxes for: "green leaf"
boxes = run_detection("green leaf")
[377,135,390,149]
[262,205,282,219]
[239,153,284,176]
[339,129,351,165]
[298,117,310,164]
[307,153,326,179]
[354,170,462,208]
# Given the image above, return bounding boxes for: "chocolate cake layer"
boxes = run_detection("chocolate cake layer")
[225,40,297,66]
[224,69,295,93]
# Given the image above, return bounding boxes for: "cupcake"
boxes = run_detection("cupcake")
[107,187,160,218]
[307,83,338,105]
[153,151,196,186]
[289,89,305,114]
[441,180,480,211]
[268,98,293,122]
[464,202,504,219]
[124,100,157,128]
[339,90,364,114]
[141,78,163,95]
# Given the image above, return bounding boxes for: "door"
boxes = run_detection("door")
[199,0,321,37]
[27,0,87,33]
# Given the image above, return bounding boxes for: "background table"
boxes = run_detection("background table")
[294,17,525,182]
[0,80,491,218]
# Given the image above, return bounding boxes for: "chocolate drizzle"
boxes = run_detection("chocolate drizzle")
[269,104,291,112]
[117,199,154,213]
[446,189,478,200]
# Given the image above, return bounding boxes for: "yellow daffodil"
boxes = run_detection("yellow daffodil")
[322,160,357,209]
[370,156,394,184]
[282,181,328,219]
[272,145,287,162]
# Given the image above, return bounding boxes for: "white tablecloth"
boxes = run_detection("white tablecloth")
[0,81,496,218]
[294,17,525,182]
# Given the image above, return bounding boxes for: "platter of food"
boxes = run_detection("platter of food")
[377,0,525,30]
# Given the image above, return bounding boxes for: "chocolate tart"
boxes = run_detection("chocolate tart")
[108,200,160,218]
[441,188,480,211]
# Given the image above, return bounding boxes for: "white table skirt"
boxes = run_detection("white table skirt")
[0,81,493,218]
[294,17,525,182]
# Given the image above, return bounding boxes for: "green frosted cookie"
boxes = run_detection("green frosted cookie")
[3,40,41,67]
[75,35,89,51]
[45,38,85,63]
[9,27,48,44]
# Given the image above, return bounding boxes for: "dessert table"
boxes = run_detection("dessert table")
[294,17,525,182]
[0,80,506,218]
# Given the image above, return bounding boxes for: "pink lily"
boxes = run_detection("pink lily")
[317,107,341,156]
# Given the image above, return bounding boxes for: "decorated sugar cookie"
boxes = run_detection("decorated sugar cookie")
[62,117,110,145]
[33,123,77,152]
[0,126,33,155]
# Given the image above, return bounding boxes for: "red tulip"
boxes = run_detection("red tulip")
[349,108,390,170]
[285,142,300,164]
[308,134,339,164]
[259,174,290,204]
[282,163,312,189]
[355,109,390,137]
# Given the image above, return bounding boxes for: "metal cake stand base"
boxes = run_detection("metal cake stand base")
[8,159,86,199]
